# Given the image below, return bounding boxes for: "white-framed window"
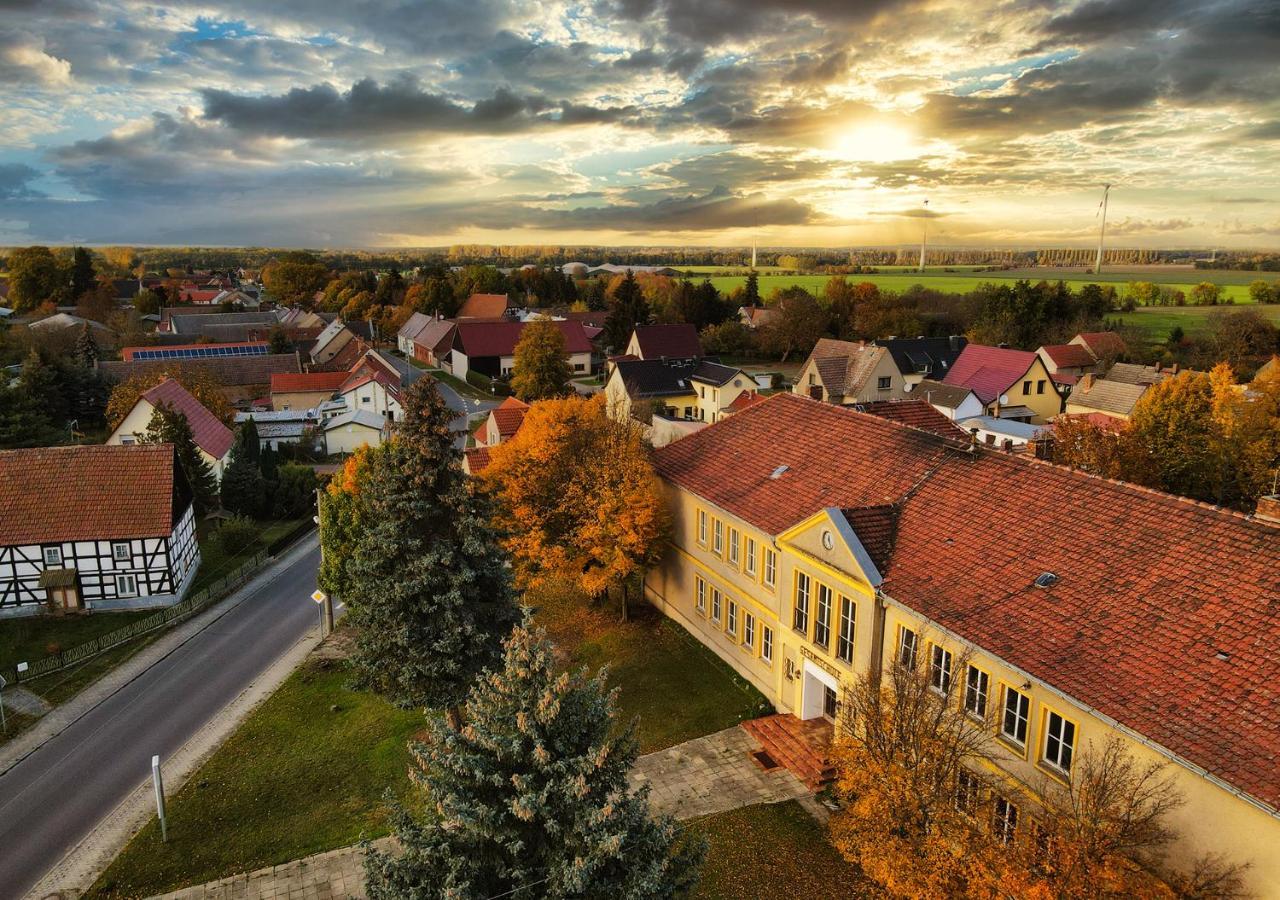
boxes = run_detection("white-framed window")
[763,547,777,587]
[793,571,810,634]
[836,597,856,664]
[897,626,918,669]
[813,583,832,649]
[1002,686,1030,747]
[1043,710,1077,774]
[728,529,739,566]
[695,576,706,615]
[877,375,891,390]
[697,510,708,545]
[965,665,989,719]
[744,537,756,575]
[713,519,723,555]
[726,601,737,636]
[119,435,136,445]
[115,573,138,597]
[930,645,953,695]
[743,612,755,648]
[761,625,773,663]
[112,542,130,562]
[711,588,722,623]
[955,769,980,817]
[43,546,62,566]
[993,797,1019,844]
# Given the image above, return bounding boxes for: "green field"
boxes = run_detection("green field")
[702,270,1262,304]
[1115,304,1280,340]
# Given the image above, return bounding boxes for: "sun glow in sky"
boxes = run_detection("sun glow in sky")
[0,0,1276,248]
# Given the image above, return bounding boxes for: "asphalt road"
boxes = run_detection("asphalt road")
[431,374,495,448]
[0,540,322,900]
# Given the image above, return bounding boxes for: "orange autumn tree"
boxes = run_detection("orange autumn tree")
[317,443,381,598]
[105,366,235,428]
[482,393,668,619]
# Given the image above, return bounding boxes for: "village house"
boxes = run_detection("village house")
[106,378,235,479]
[1070,331,1128,365]
[605,356,753,442]
[410,318,458,368]
[1064,373,1150,421]
[624,324,703,363]
[852,398,967,439]
[336,349,424,422]
[98,353,302,406]
[26,313,117,348]
[1036,342,1104,394]
[792,339,905,405]
[456,292,515,319]
[909,378,984,421]
[738,305,777,330]
[270,370,349,411]
[0,444,201,617]
[874,336,967,387]
[166,311,279,338]
[120,341,271,362]
[396,311,436,355]
[445,320,594,380]
[235,409,314,451]
[942,343,1062,424]
[463,395,530,475]
[309,318,373,370]
[645,393,1280,897]
[321,409,389,455]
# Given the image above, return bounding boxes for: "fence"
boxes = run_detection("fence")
[7,550,269,685]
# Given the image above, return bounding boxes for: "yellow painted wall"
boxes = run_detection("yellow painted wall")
[1064,401,1129,421]
[106,398,230,479]
[646,478,1280,896]
[993,357,1063,424]
[272,389,335,411]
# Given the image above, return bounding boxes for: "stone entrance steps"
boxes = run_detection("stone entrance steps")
[741,713,835,791]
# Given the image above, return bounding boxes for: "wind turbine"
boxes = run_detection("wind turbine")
[751,208,758,269]
[1094,184,1111,274]
[918,199,929,273]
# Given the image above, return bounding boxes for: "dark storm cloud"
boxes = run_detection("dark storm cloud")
[602,0,917,42]
[533,186,818,231]
[200,77,642,139]
[0,163,45,199]
[650,151,840,193]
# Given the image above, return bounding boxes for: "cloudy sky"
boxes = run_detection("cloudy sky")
[0,0,1277,249]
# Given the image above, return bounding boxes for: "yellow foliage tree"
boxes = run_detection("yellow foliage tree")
[105,367,234,428]
[482,394,668,618]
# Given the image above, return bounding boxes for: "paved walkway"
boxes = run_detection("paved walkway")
[150,725,811,900]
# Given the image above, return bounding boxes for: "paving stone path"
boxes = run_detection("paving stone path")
[1,685,52,718]
[151,725,810,900]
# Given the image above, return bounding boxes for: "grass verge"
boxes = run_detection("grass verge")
[88,655,423,898]
[686,801,879,899]
[88,584,769,895]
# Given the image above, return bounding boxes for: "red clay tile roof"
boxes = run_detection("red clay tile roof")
[1040,343,1097,369]
[655,394,953,535]
[840,504,897,572]
[142,378,235,460]
[457,293,512,319]
[454,320,594,358]
[0,444,182,545]
[1074,331,1128,358]
[631,324,703,359]
[464,445,493,474]
[412,319,456,355]
[855,399,967,439]
[491,396,529,437]
[655,393,1280,812]
[943,344,1039,404]
[727,391,767,413]
[271,370,348,393]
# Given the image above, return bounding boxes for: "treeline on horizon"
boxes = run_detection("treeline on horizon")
[4,245,1279,275]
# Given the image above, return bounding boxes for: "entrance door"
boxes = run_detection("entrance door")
[822,685,838,722]
[799,659,839,720]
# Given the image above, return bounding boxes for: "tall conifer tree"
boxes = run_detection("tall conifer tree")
[365,625,703,900]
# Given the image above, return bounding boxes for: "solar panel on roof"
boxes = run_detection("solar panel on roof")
[132,344,269,361]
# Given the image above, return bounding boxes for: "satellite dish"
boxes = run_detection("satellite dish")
[999,394,1009,405]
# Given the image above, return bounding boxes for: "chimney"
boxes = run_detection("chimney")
[949,335,961,351]
[1080,373,1095,391]
[1256,495,1280,526]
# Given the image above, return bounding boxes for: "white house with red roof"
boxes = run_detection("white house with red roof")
[106,378,235,479]
[0,444,200,616]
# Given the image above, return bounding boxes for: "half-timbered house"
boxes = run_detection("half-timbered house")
[0,444,201,617]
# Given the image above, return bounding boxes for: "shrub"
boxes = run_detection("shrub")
[217,515,259,556]
[273,463,320,518]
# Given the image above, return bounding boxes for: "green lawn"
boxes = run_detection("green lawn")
[1,611,153,671]
[89,655,424,898]
[191,516,308,595]
[532,581,770,754]
[1114,304,1280,342]
[88,583,769,895]
[406,360,496,403]
[687,801,879,899]
[706,271,1263,304]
